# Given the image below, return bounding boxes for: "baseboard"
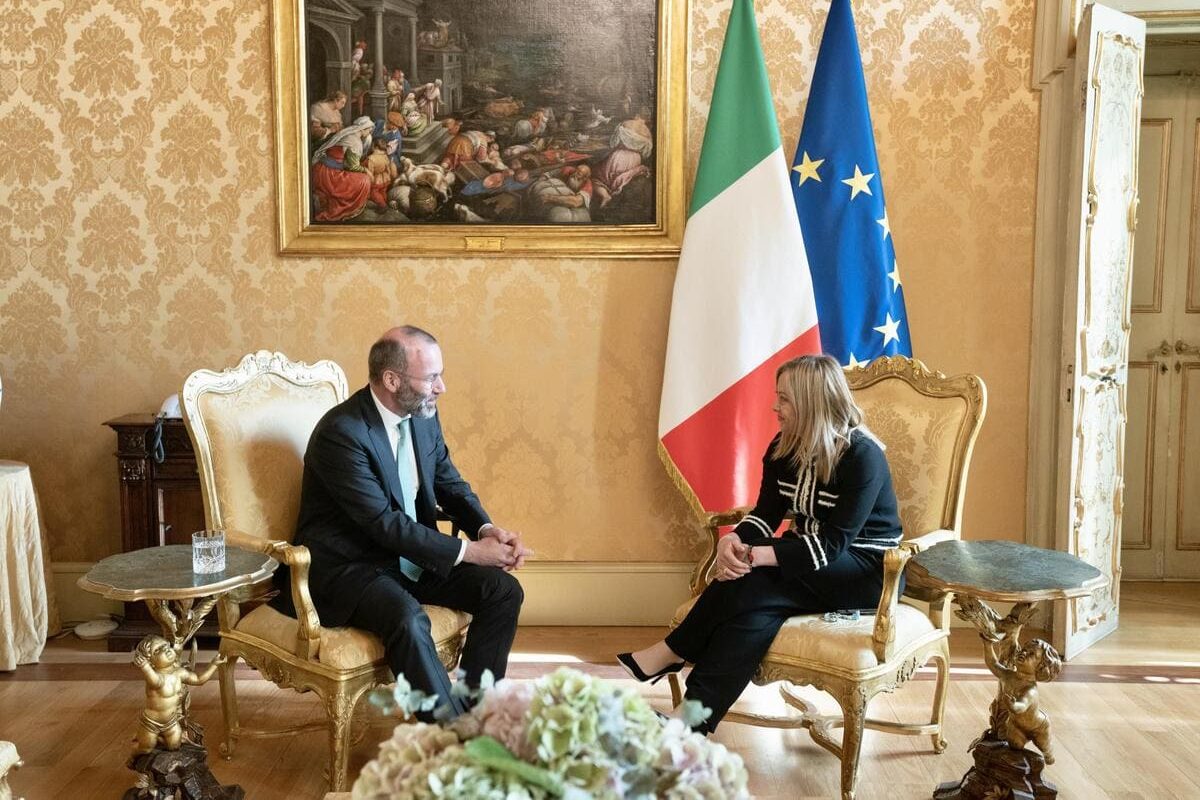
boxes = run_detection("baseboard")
[52,561,696,628]
[51,563,124,627]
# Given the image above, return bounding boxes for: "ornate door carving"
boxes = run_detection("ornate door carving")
[1054,4,1146,658]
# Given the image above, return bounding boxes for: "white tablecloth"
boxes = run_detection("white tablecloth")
[0,461,60,671]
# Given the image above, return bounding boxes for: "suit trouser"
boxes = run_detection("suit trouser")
[347,563,524,717]
[664,550,884,733]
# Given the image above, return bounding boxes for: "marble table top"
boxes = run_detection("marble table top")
[77,544,277,602]
[907,539,1107,603]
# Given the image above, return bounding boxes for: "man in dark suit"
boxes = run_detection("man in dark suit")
[291,325,528,716]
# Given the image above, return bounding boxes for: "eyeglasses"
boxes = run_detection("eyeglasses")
[396,371,443,388]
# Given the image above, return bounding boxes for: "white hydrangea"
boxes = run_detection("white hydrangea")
[351,669,750,799]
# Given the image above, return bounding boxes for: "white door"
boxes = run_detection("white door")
[1053,4,1146,659]
[1124,72,1200,580]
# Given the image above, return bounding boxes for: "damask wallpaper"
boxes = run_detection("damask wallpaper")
[0,0,1037,565]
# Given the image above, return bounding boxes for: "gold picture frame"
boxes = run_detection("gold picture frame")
[270,0,689,258]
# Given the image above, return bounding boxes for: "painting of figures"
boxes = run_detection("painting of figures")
[273,0,685,255]
[303,0,660,228]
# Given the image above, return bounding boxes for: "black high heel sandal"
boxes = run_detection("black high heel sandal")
[616,652,685,684]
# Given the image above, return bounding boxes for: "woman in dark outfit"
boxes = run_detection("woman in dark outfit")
[618,354,903,733]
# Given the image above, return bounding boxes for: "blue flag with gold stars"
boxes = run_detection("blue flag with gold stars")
[790,0,912,367]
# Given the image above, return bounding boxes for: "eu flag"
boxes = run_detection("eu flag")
[791,0,912,367]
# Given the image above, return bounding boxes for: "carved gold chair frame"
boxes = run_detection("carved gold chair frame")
[668,356,987,800]
[181,351,468,791]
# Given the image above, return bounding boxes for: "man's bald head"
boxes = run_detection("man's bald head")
[368,325,437,382]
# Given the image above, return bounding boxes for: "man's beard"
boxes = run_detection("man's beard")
[393,384,437,418]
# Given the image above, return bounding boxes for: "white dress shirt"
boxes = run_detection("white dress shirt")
[370,387,468,565]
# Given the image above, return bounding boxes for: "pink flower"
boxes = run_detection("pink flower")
[473,679,535,758]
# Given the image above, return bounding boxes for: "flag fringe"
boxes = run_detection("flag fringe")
[657,440,711,526]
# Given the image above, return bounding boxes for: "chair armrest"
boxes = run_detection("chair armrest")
[707,508,752,528]
[900,530,958,612]
[267,541,324,660]
[871,547,913,663]
[690,507,752,595]
[223,530,324,660]
[900,528,959,553]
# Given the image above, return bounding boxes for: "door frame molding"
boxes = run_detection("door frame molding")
[1027,2,1200,564]
[1027,2,1079,557]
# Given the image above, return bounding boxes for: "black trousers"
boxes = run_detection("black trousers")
[347,562,524,717]
[664,548,885,733]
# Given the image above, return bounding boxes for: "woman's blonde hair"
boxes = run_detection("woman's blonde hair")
[772,354,864,483]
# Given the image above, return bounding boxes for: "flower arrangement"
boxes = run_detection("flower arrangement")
[352,667,750,799]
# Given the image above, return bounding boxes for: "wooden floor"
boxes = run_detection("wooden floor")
[2,582,1198,799]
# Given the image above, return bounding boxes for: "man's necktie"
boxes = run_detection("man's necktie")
[396,419,424,582]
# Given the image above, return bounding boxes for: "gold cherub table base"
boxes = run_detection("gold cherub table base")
[905,540,1108,800]
[125,598,243,800]
[933,600,1059,800]
[77,545,277,800]
[133,597,225,754]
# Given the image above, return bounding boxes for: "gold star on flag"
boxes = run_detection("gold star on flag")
[792,152,825,186]
[841,165,875,201]
[873,313,902,346]
[876,211,891,239]
[888,260,901,291]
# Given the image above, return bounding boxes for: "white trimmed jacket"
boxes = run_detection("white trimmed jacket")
[732,429,902,580]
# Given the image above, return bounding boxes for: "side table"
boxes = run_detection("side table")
[907,540,1107,800]
[78,545,276,800]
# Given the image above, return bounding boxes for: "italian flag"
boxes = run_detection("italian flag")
[659,0,820,514]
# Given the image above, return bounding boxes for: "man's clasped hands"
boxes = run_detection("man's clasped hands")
[465,524,533,571]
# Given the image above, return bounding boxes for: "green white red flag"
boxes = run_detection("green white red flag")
[658,0,820,513]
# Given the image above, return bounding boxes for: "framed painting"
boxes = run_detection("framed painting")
[271,0,688,257]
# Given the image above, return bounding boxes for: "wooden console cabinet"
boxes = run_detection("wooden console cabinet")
[104,414,214,651]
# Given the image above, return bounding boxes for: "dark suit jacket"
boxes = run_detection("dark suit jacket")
[280,386,491,627]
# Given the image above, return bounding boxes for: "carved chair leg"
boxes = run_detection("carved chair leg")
[217,651,240,759]
[326,690,354,792]
[837,691,868,800]
[929,645,950,754]
[668,672,684,708]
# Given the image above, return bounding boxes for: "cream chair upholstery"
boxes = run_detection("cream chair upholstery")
[668,356,986,800]
[181,351,470,791]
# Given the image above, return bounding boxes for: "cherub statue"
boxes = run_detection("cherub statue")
[983,637,1063,763]
[132,635,225,754]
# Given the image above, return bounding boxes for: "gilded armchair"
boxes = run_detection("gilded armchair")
[668,356,987,800]
[180,351,470,791]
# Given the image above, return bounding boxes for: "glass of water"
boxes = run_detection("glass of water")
[192,529,226,574]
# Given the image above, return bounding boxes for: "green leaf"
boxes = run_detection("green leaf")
[464,736,565,795]
[464,736,513,761]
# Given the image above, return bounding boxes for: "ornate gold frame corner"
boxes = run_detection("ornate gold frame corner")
[270,0,689,259]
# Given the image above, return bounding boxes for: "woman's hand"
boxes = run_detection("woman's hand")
[749,546,778,568]
[714,534,751,582]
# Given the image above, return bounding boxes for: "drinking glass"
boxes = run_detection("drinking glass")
[192,529,226,574]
